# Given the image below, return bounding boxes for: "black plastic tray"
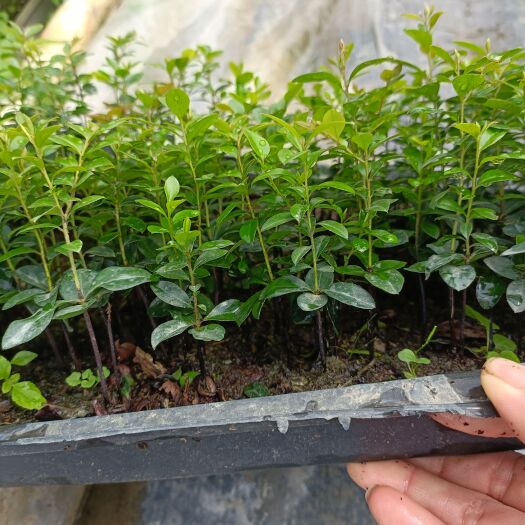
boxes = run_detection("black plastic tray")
[0,370,521,485]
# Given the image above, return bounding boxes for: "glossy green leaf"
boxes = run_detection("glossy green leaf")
[305,264,334,291]
[319,109,345,140]
[189,323,225,342]
[95,267,151,292]
[365,269,404,295]
[315,181,355,194]
[404,28,432,48]
[205,299,241,322]
[240,220,257,244]
[151,280,191,308]
[351,132,373,151]
[2,289,44,310]
[484,256,519,280]
[452,74,483,97]
[166,88,190,119]
[348,57,420,82]
[439,265,476,291]
[0,247,37,263]
[2,308,55,350]
[479,129,506,152]
[50,133,83,154]
[478,169,518,188]
[54,302,93,320]
[493,334,517,353]
[319,220,348,240]
[65,371,81,387]
[325,282,375,309]
[55,240,83,255]
[476,275,505,310]
[471,233,498,253]
[397,348,430,365]
[164,176,180,201]
[10,381,46,410]
[244,128,270,162]
[424,254,464,278]
[2,373,19,394]
[72,195,105,212]
[10,350,38,366]
[297,292,327,311]
[502,242,525,256]
[137,198,167,217]
[187,114,217,140]
[371,230,398,244]
[151,318,192,349]
[470,208,498,220]
[261,212,294,232]
[260,276,308,301]
[292,71,341,91]
[506,279,525,313]
[291,246,311,266]
[397,348,417,363]
[194,248,228,269]
[0,356,11,381]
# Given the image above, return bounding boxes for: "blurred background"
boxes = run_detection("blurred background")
[2,1,524,523]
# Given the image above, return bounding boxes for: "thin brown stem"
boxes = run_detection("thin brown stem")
[83,311,109,401]
[103,304,120,379]
[314,310,326,370]
[196,340,207,376]
[44,328,64,368]
[62,326,81,371]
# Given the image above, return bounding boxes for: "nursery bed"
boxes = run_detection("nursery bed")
[0,304,486,426]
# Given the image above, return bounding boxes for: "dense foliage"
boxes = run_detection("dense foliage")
[1,8,524,409]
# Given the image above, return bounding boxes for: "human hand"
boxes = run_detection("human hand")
[347,358,525,524]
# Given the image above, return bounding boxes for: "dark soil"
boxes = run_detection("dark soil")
[0,302,496,426]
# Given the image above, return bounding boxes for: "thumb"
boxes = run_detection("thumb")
[481,358,525,443]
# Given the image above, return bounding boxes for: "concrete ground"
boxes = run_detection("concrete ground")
[76,465,374,525]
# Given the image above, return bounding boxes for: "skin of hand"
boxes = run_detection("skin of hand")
[347,358,525,525]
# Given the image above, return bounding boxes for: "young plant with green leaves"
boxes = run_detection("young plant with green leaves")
[0,10,524,411]
[0,350,46,409]
[397,326,436,379]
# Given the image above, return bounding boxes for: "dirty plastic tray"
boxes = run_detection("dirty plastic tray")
[0,370,521,485]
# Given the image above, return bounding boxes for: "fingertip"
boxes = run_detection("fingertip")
[366,486,446,525]
[482,358,525,390]
[481,369,525,441]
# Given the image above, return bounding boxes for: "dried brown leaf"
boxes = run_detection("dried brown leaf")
[116,340,137,362]
[436,320,485,339]
[133,346,167,378]
[197,375,217,397]
[160,380,181,402]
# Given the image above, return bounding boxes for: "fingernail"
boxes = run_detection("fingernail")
[484,358,525,390]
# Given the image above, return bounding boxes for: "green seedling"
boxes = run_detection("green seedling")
[66,367,111,389]
[0,351,46,410]
[172,368,200,388]
[397,326,436,379]
[465,306,520,363]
